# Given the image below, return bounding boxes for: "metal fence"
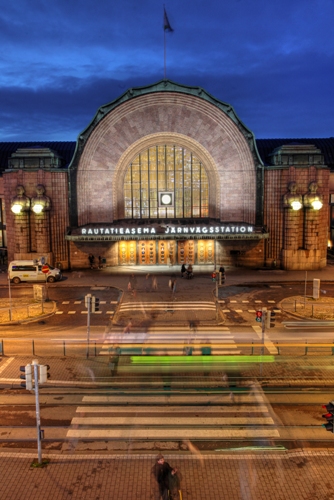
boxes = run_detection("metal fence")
[283,299,334,319]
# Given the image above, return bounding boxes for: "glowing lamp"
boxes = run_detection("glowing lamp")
[32,203,44,214]
[311,199,323,210]
[11,203,23,214]
[290,200,302,211]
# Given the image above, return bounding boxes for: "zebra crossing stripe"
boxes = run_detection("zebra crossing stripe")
[66,429,280,439]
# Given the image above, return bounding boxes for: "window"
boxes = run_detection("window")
[124,145,209,219]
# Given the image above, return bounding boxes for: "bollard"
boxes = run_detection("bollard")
[32,339,35,355]
[305,341,308,355]
[332,342,334,356]
[276,342,280,355]
[63,340,66,356]
[0,340,3,356]
[251,341,254,355]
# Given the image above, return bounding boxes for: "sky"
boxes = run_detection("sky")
[1,0,334,142]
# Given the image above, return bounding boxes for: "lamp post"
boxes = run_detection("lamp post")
[7,273,12,321]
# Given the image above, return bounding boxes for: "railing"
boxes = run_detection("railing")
[1,339,334,357]
[282,300,334,319]
[0,302,53,323]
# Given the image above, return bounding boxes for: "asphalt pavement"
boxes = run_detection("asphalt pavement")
[2,263,334,498]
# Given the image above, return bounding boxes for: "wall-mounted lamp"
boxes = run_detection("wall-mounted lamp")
[283,182,303,211]
[303,181,323,211]
[10,185,30,214]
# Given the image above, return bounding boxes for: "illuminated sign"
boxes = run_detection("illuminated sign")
[80,224,254,236]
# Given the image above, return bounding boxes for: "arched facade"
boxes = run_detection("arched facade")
[70,83,261,228]
[2,80,329,270]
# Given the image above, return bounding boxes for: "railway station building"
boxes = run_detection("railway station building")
[0,80,333,271]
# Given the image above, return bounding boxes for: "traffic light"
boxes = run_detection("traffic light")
[20,364,33,390]
[85,294,92,308]
[91,295,100,312]
[270,310,276,328]
[322,401,334,432]
[255,310,263,322]
[218,272,225,285]
[265,310,277,329]
[39,364,50,383]
[211,272,216,282]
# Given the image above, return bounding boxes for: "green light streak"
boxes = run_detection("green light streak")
[130,355,275,365]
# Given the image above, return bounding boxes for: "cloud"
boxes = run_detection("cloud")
[0,0,333,140]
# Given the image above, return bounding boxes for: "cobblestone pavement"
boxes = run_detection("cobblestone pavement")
[0,450,334,500]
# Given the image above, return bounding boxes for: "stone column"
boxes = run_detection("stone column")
[34,213,50,254]
[14,213,30,254]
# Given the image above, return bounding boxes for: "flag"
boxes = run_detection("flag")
[164,7,173,32]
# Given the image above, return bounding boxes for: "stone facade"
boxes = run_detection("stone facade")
[1,81,330,271]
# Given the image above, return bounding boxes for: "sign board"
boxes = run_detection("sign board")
[33,285,46,301]
[41,265,49,274]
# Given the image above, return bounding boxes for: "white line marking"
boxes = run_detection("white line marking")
[0,357,15,374]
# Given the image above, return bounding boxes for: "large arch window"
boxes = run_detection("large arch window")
[124,145,209,219]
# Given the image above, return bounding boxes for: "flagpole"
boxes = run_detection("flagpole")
[163,5,173,80]
[164,26,166,80]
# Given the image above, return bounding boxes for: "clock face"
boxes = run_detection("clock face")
[159,192,174,207]
[161,194,172,205]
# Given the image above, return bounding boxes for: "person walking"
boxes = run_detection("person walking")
[151,454,172,500]
[181,264,186,277]
[152,274,158,291]
[145,273,150,292]
[168,467,182,499]
[88,253,95,269]
[171,278,177,297]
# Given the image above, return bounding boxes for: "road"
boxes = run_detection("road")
[1,279,334,451]
[0,385,332,451]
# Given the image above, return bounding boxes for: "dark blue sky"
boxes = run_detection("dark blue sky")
[1,0,333,141]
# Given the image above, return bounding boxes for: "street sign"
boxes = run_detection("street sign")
[41,265,49,274]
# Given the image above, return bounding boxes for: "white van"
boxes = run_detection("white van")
[8,260,62,284]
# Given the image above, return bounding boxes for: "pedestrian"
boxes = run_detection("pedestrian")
[151,454,172,500]
[98,256,102,269]
[172,278,177,296]
[181,263,186,277]
[145,273,150,292]
[88,253,95,269]
[168,467,182,500]
[123,319,132,334]
[152,275,158,291]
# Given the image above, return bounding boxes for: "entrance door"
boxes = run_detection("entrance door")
[138,240,156,265]
[158,241,176,265]
[119,241,137,265]
[197,240,214,264]
[177,240,195,265]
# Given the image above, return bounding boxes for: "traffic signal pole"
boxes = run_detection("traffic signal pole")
[260,307,267,377]
[86,294,91,358]
[32,360,43,464]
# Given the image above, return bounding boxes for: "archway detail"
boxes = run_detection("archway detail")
[113,132,219,220]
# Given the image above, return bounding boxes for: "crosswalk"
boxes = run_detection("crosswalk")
[219,299,281,314]
[99,325,241,356]
[66,387,280,441]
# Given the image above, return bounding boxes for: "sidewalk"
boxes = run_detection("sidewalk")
[1,449,334,500]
